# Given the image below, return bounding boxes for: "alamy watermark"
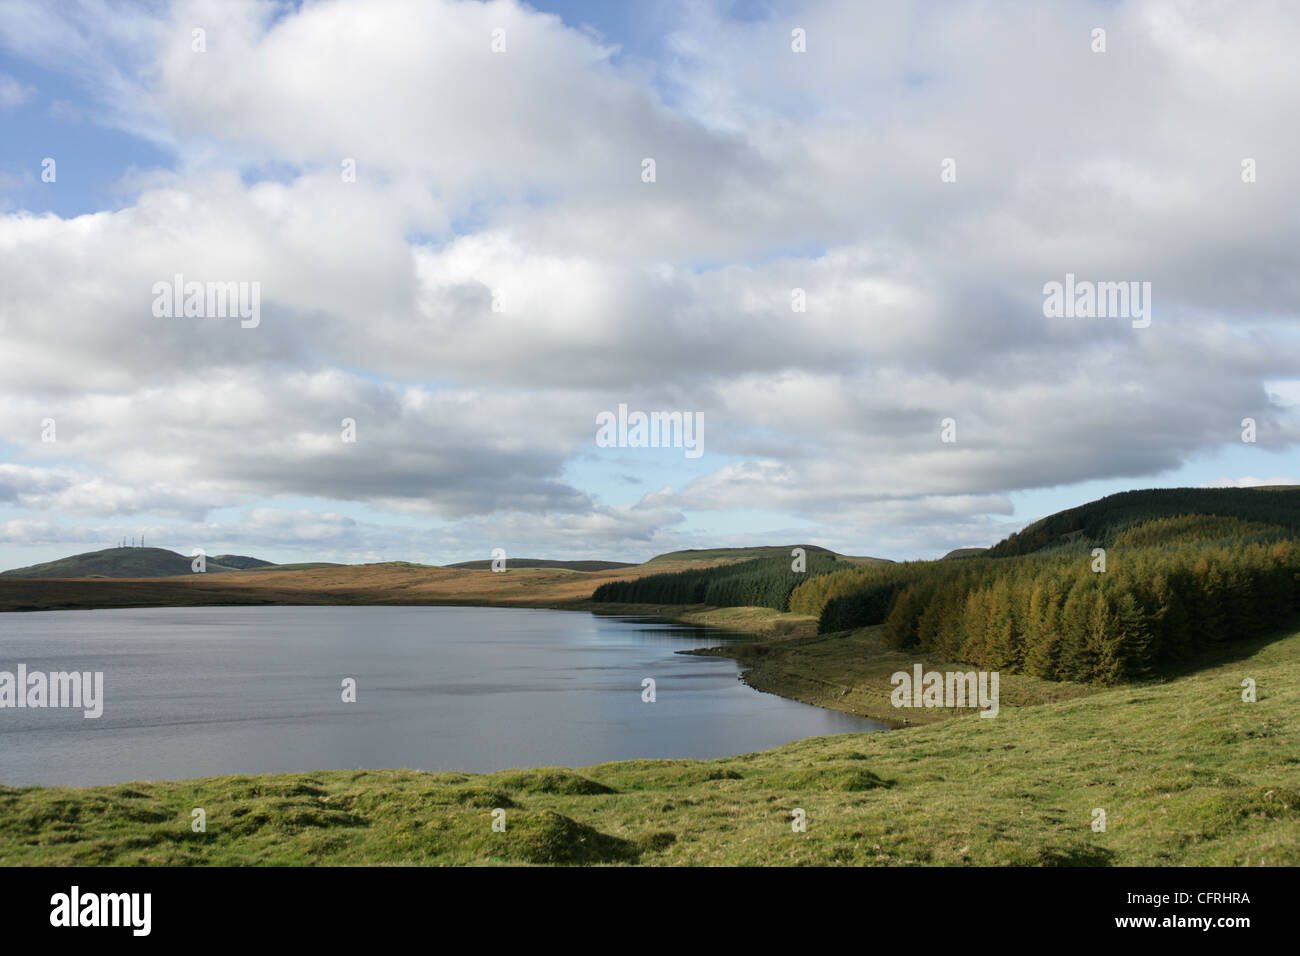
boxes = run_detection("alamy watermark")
[595,403,703,459]
[890,664,999,717]
[50,886,150,936]
[1042,273,1151,328]
[152,274,260,328]
[0,665,103,718]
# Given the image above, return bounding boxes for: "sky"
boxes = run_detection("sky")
[0,0,1297,571]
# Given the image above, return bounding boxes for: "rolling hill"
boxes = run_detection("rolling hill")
[444,558,635,571]
[941,547,988,560]
[985,486,1300,557]
[0,548,243,579]
[645,544,888,566]
[208,554,275,570]
[0,547,339,579]
[0,544,880,582]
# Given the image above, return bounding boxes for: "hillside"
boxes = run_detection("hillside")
[645,545,888,566]
[209,554,275,570]
[0,543,885,609]
[0,544,871,581]
[4,624,1296,865]
[782,487,1300,686]
[986,486,1300,557]
[0,547,260,579]
[0,548,885,616]
[0,556,758,613]
[593,549,848,612]
[0,547,346,579]
[445,558,635,572]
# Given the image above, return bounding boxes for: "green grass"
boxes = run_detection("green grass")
[3,628,1297,866]
[689,625,1094,725]
[584,603,821,639]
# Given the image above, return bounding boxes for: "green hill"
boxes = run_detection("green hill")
[0,547,309,579]
[593,549,855,612]
[209,554,275,570]
[785,486,1300,684]
[986,486,1300,558]
[646,545,888,565]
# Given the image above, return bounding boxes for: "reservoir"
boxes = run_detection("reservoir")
[0,605,882,786]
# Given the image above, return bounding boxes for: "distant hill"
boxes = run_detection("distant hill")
[1,543,893,581]
[592,547,881,612]
[445,558,636,572]
[645,545,889,566]
[2,547,238,579]
[209,554,275,570]
[0,547,337,579]
[941,547,988,560]
[985,486,1300,558]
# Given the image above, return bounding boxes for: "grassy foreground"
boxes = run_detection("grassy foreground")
[3,628,1297,866]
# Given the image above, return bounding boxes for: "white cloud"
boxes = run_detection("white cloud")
[0,0,1298,564]
[0,72,34,108]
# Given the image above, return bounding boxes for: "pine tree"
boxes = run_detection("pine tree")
[1025,577,1064,679]
[1058,574,1097,681]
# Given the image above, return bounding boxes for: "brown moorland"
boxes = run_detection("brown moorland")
[0,557,745,613]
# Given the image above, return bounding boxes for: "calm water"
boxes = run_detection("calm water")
[0,605,882,786]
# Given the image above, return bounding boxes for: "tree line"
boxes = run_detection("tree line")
[591,551,843,611]
[593,489,1300,685]
[791,534,1300,684]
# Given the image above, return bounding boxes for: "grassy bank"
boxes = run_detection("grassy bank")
[3,628,1297,866]
[582,602,819,639]
[688,624,1093,726]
